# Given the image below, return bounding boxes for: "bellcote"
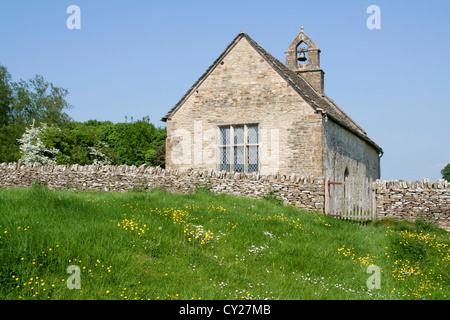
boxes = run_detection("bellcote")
[285,27,325,93]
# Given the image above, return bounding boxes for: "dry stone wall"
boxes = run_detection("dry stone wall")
[1,163,449,230]
[375,178,450,230]
[0,163,325,211]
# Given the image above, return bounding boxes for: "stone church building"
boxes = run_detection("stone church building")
[161,28,383,203]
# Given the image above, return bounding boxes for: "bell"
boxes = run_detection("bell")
[297,51,307,62]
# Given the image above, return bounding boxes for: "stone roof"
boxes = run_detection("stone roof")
[161,31,382,154]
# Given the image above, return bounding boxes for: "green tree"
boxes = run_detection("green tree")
[150,142,166,168]
[11,74,73,126]
[0,123,24,163]
[0,65,23,162]
[103,116,162,166]
[149,126,166,168]
[442,164,450,182]
[41,121,112,165]
[0,65,13,125]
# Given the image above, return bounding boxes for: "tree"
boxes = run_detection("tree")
[17,120,60,165]
[11,74,73,126]
[150,142,166,168]
[0,65,19,163]
[0,65,13,125]
[41,121,109,165]
[103,116,163,166]
[0,123,24,163]
[442,164,450,182]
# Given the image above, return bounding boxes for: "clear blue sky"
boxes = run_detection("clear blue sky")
[1,0,449,181]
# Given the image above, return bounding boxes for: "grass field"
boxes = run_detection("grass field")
[0,184,448,300]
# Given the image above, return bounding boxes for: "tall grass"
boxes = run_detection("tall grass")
[0,185,448,300]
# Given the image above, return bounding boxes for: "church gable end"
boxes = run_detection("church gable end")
[164,32,322,176]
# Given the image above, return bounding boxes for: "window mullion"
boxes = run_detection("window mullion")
[230,126,234,173]
[244,125,248,173]
[217,127,221,172]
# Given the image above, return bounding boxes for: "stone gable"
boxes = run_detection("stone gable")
[166,35,323,177]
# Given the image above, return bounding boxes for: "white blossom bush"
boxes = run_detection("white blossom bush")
[88,141,113,165]
[17,120,60,165]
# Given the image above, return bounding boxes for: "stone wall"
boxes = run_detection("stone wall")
[375,178,450,230]
[0,163,448,230]
[0,163,325,211]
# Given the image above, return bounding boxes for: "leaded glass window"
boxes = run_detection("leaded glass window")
[247,125,258,173]
[219,127,230,172]
[234,126,244,145]
[234,146,245,172]
[247,146,258,173]
[218,124,258,173]
[220,127,230,145]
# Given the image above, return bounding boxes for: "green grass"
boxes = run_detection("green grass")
[0,185,448,300]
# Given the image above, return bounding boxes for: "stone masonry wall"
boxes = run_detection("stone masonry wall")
[0,163,325,211]
[375,178,450,230]
[1,163,449,230]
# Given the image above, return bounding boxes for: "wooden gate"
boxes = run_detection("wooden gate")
[325,176,376,222]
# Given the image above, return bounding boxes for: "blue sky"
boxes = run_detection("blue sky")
[1,0,449,181]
